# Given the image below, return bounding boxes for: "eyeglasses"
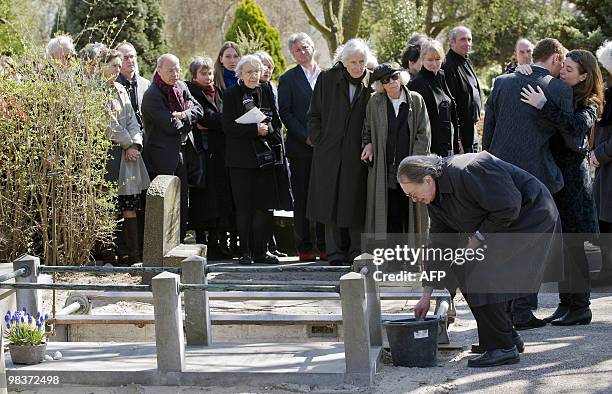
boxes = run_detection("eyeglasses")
[381,73,400,84]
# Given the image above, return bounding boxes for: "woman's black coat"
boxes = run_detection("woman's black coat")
[185,81,233,225]
[425,152,563,307]
[409,68,460,156]
[222,82,292,210]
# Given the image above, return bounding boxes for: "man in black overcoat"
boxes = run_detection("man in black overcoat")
[142,54,204,239]
[442,26,482,153]
[400,153,562,367]
[483,38,573,329]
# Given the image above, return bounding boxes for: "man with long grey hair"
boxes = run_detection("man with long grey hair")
[398,151,562,367]
[307,38,375,266]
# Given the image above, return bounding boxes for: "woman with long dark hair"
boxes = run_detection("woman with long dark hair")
[521,49,604,325]
[214,42,241,95]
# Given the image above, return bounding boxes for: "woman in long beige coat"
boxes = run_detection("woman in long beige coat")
[100,49,150,264]
[362,62,430,240]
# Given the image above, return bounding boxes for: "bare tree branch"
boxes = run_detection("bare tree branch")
[298,0,332,35]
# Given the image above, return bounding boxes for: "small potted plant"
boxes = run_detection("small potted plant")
[4,307,49,364]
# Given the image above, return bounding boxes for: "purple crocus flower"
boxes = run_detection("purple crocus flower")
[14,326,18,333]
[5,323,9,329]
[35,312,40,319]
[4,314,9,322]
[22,306,27,313]
[27,315,32,323]
[44,313,49,320]
[20,316,24,323]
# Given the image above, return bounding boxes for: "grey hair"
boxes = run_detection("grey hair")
[408,33,427,46]
[397,155,444,183]
[254,50,274,68]
[287,32,314,50]
[115,41,136,52]
[337,38,377,68]
[448,26,471,41]
[596,40,612,74]
[372,70,410,93]
[78,42,107,62]
[45,35,75,60]
[236,54,263,78]
[189,56,214,79]
[156,53,180,69]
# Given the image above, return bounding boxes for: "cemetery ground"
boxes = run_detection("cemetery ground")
[14,259,612,394]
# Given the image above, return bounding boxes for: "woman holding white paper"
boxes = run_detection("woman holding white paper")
[222,55,292,265]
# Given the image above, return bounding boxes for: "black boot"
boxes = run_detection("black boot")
[543,305,570,323]
[122,217,140,266]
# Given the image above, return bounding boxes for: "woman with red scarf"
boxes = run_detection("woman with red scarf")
[185,56,234,260]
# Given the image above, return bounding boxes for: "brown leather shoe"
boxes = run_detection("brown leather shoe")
[299,251,317,262]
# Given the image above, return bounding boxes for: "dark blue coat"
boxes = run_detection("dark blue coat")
[278,65,317,159]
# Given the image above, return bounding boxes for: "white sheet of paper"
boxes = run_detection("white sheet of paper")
[235,107,267,124]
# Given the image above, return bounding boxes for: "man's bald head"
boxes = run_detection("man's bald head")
[515,38,534,66]
[156,54,181,85]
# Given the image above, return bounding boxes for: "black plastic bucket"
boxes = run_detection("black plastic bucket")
[383,317,439,367]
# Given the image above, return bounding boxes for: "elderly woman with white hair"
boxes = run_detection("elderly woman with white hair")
[307,38,375,266]
[222,54,291,265]
[362,62,430,235]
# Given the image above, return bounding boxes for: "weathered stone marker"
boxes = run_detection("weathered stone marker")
[353,254,383,347]
[181,255,211,346]
[151,271,184,372]
[142,175,205,283]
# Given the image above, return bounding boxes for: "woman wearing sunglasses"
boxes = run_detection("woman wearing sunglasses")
[520,49,605,326]
[362,62,430,236]
[409,38,462,157]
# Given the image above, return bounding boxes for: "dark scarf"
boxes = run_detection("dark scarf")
[153,72,186,112]
[192,80,216,102]
[223,67,238,89]
[342,66,366,85]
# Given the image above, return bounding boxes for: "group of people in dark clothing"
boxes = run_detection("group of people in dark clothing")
[41,26,612,369]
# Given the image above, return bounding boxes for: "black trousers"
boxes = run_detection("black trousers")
[289,156,325,252]
[470,301,515,351]
[387,186,411,233]
[558,237,591,309]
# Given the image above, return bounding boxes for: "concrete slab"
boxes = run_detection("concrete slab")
[5,342,382,389]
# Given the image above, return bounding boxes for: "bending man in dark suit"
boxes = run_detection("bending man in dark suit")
[442,26,482,153]
[278,32,326,262]
[483,38,573,330]
[142,54,204,239]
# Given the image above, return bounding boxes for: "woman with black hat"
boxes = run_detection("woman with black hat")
[362,62,431,236]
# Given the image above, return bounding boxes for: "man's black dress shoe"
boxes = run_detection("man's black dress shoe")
[471,334,524,354]
[468,346,520,367]
[543,305,570,323]
[238,255,253,265]
[551,307,592,326]
[514,316,546,330]
[253,253,280,264]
